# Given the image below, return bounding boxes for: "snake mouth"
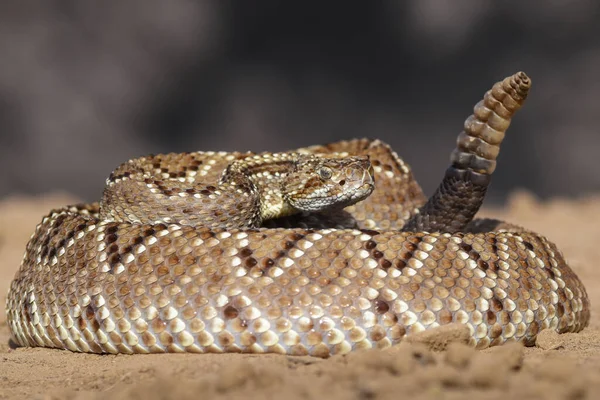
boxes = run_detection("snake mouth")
[340,182,374,206]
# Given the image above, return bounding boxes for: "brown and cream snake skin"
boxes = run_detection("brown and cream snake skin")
[6,72,590,357]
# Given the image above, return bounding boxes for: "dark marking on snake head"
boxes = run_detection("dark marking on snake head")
[372,250,384,259]
[485,310,497,325]
[365,240,377,250]
[545,267,556,280]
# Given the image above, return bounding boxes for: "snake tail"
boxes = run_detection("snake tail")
[403,72,531,233]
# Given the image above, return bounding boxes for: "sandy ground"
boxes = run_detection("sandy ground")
[1,191,599,399]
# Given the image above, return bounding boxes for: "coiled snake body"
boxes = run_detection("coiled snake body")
[6,72,590,357]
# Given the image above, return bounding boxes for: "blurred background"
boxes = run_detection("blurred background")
[0,0,598,204]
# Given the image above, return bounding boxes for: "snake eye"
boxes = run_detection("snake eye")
[318,167,333,180]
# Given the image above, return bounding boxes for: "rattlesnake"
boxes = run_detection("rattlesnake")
[6,72,590,357]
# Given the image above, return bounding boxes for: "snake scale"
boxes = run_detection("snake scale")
[6,72,590,357]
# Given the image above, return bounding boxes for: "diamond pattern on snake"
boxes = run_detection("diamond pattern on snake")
[6,72,590,357]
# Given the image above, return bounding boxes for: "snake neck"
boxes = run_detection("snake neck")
[259,195,298,221]
[221,154,301,223]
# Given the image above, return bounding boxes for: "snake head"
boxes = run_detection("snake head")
[283,154,375,212]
